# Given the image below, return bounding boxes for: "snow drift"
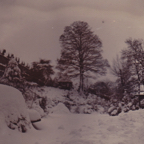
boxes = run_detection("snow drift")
[0,84,31,132]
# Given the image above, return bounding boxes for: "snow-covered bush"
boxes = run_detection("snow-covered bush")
[107,95,140,116]
[0,84,31,132]
[59,89,111,114]
[39,96,48,112]
[22,86,49,115]
[0,58,25,92]
[3,58,21,80]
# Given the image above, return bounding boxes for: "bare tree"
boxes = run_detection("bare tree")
[111,55,136,98]
[57,21,109,92]
[122,38,144,94]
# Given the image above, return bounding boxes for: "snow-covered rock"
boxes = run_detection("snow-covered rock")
[84,107,93,114]
[28,109,41,122]
[83,104,93,114]
[118,102,122,107]
[97,105,105,114]
[70,104,93,114]
[50,103,70,114]
[110,109,118,116]
[70,106,77,113]
[131,105,136,111]
[31,103,45,117]
[127,102,133,108]
[123,106,129,113]
[108,105,122,116]
[0,84,31,132]
[108,106,116,114]
[140,99,144,106]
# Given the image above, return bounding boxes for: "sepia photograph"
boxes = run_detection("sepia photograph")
[1,0,144,144]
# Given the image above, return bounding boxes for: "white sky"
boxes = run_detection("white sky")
[1,0,144,69]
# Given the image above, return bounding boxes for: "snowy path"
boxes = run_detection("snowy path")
[1,110,144,144]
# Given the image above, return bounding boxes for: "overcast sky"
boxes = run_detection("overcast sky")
[1,0,144,73]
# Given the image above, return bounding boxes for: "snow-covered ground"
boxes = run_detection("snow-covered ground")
[1,109,144,144]
[34,86,68,100]
[1,84,144,144]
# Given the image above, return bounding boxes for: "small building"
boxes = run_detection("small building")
[58,77,73,90]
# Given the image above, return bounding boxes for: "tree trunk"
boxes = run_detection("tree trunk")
[119,69,125,97]
[82,72,84,91]
[135,62,141,95]
[79,67,84,93]
[79,69,82,91]
[138,81,140,95]
[79,33,84,93]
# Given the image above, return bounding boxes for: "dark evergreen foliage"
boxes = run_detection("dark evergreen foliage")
[30,59,54,86]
